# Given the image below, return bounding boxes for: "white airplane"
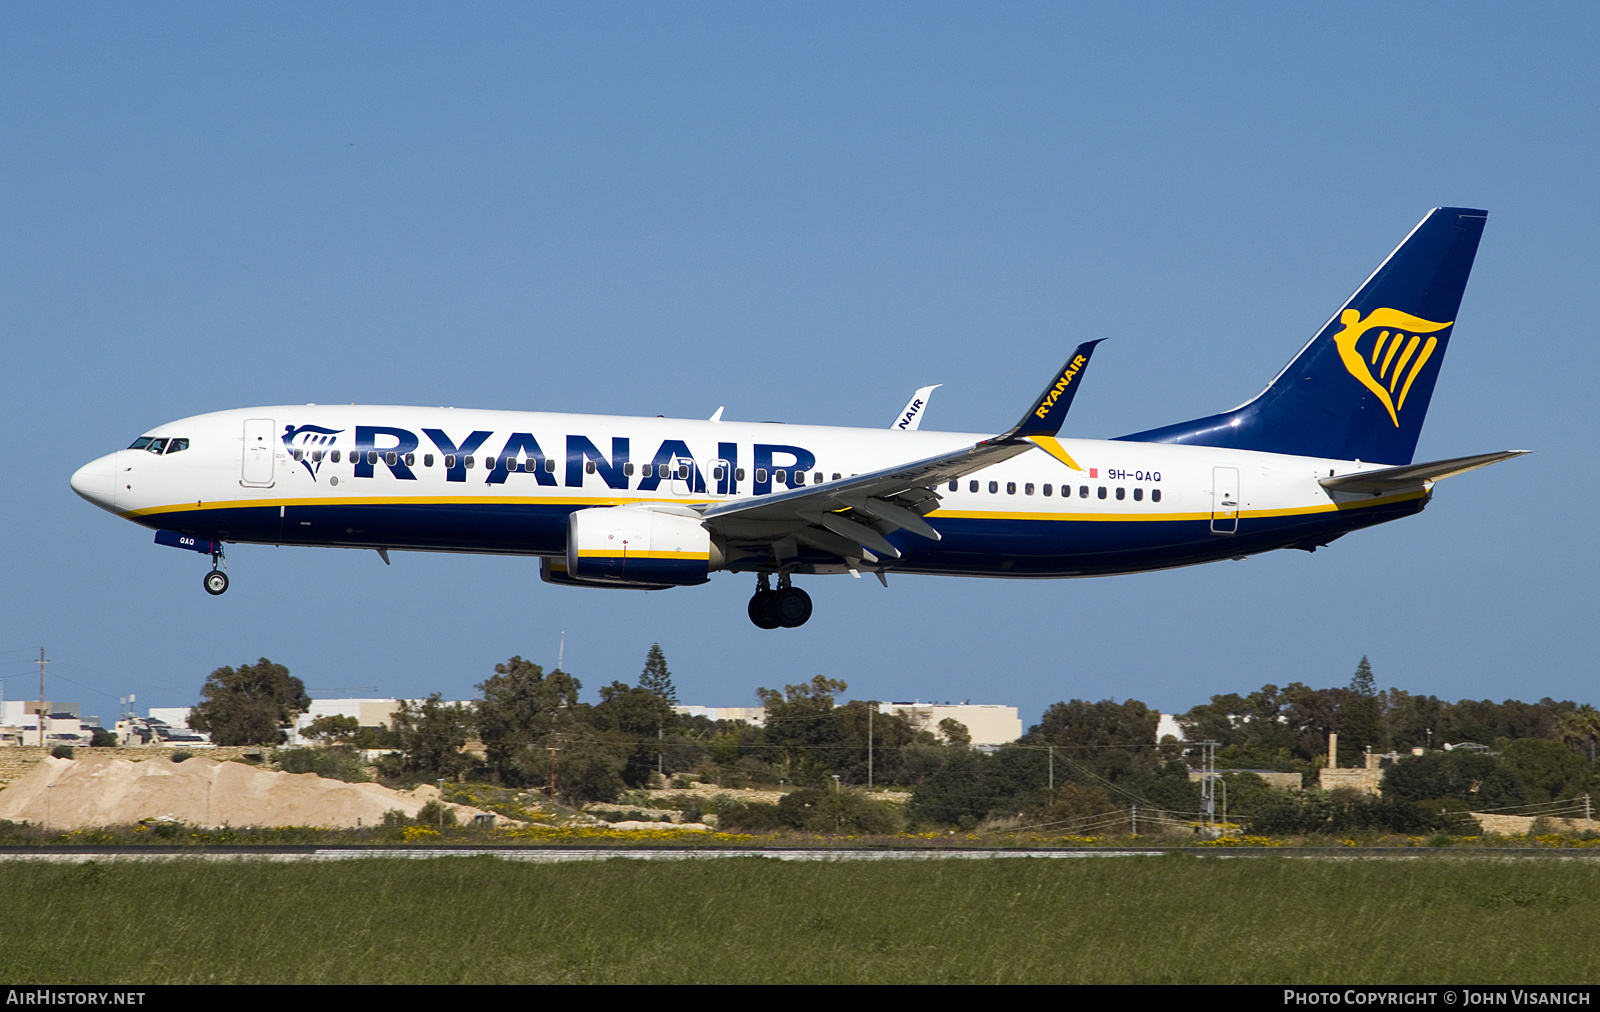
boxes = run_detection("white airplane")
[71,207,1523,629]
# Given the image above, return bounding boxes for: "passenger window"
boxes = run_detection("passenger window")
[464,455,475,469]
[1024,483,1034,495]
[129,437,153,450]
[386,452,398,466]
[1043,484,1052,496]
[404,452,414,466]
[948,480,958,492]
[544,458,555,473]
[794,471,805,486]
[1152,489,1162,503]
[969,480,979,493]
[1115,487,1125,500]
[585,460,597,475]
[755,468,768,483]
[814,472,823,485]
[292,449,304,461]
[737,468,746,481]
[713,465,726,480]
[774,470,787,484]
[366,450,378,465]
[624,462,635,477]
[988,481,998,494]
[832,473,841,481]
[1079,485,1088,498]
[331,450,342,463]
[423,454,433,467]
[166,438,188,454]
[444,454,456,469]
[1097,486,1106,499]
[311,450,323,463]
[1006,482,1016,495]
[642,463,653,478]
[1133,487,1143,501]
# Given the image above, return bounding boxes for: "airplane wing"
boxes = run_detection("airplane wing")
[1319,449,1528,495]
[890,385,941,430]
[700,341,1102,563]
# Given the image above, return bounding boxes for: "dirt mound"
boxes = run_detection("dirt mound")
[0,755,510,830]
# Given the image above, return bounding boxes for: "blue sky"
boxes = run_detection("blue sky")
[3,3,1596,727]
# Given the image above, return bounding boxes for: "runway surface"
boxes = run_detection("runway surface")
[1,845,1597,862]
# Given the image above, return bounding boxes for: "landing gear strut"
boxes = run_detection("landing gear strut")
[748,572,812,629]
[203,544,229,596]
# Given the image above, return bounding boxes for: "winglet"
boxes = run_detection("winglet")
[1010,340,1103,439]
[891,385,942,430]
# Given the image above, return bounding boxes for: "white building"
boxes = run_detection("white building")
[876,702,1023,747]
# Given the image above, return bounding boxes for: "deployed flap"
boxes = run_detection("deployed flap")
[1320,449,1528,493]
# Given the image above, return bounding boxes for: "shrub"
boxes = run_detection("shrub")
[276,746,370,783]
[169,750,194,763]
[50,745,75,759]
[415,800,457,828]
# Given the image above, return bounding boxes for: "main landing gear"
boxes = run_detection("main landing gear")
[203,545,229,596]
[748,572,812,629]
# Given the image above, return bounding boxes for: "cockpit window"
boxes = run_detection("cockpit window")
[129,437,153,450]
[145,438,168,455]
[165,438,189,454]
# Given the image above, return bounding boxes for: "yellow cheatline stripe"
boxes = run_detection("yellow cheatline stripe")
[119,493,715,519]
[1027,436,1083,471]
[575,550,709,560]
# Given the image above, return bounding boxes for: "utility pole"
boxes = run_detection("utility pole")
[1197,741,1218,836]
[867,704,874,790]
[37,647,48,748]
[547,745,559,800]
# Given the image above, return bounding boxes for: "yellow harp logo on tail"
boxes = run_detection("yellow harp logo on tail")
[1332,308,1452,426]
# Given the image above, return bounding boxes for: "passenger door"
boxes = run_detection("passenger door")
[242,418,276,487]
[1210,466,1239,535]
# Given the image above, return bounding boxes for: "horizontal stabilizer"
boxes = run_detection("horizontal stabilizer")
[1320,450,1528,493]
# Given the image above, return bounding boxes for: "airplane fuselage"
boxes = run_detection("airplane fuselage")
[71,404,1426,580]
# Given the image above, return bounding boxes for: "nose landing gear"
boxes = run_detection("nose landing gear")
[747,573,811,629]
[203,544,229,596]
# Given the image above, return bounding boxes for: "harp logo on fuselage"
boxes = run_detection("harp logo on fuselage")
[1332,308,1452,426]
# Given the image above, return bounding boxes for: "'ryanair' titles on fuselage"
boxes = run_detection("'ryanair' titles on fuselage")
[291,423,819,496]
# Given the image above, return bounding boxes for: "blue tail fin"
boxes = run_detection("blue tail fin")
[1117,207,1487,464]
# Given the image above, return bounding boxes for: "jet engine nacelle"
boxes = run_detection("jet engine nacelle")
[566,505,719,587]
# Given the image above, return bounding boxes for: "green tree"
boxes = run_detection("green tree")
[757,676,849,784]
[1498,738,1596,803]
[1340,657,1385,763]
[474,657,581,785]
[301,714,361,744]
[638,643,677,703]
[938,718,972,748]
[592,680,676,787]
[1380,749,1526,809]
[385,693,474,782]
[187,658,310,746]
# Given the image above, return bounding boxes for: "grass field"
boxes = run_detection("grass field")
[5,855,1598,984]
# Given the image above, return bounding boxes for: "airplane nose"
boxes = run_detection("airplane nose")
[70,453,119,512]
